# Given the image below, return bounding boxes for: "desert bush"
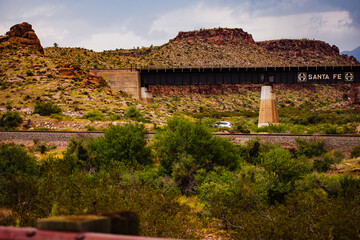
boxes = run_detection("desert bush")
[313,151,344,172]
[26,70,34,76]
[238,139,276,165]
[33,101,62,116]
[152,117,242,193]
[233,123,250,133]
[225,190,360,240]
[351,145,360,158]
[295,138,327,158]
[109,113,121,121]
[306,114,325,125]
[124,106,149,123]
[260,147,312,204]
[60,138,96,174]
[124,106,142,118]
[0,143,42,226]
[288,124,307,134]
[38,169,202,239]
[0,112,23,129]
[83,110,105,121]
[85,124,96,131]
[88,124,152,169]
[323,124,340,134]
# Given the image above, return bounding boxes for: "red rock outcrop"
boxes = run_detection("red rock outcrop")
[170,28,255,45]
[258,39,359,65]
[258,39,338,55]
[347,85,360,104]
[0,22,44,53]
[58,63,109,89]
[58,63,83,78]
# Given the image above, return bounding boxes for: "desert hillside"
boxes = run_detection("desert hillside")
[45,27,359,69]
[0,22,359,133]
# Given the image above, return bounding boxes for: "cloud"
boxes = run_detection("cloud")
[79,31,161,51]
[34,23,70,47]
[0,21,14,35]
[250,10,353,39]
[150,2,241,36]
[20,5,56,18]
[150,2,359,50]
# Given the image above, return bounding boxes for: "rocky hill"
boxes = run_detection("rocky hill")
[45,27,359,69]
[0,22,44,53]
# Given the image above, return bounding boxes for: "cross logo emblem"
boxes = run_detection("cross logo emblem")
[345,72,354,82]
[297,72,307,82]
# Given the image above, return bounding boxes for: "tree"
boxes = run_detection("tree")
[260,148,312,204]
[295,138,327,158]
[152,117,242,193]
[0,143,40,226]
[89,124,152,169]
[0,112,23,129]
[33,101,62,116]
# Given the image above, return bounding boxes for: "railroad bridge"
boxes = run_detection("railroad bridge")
[91,65,360,126]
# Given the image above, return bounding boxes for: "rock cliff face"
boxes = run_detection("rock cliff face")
[258,39,358,65]
[170,28,255,45]
[347,86,360,104]
[0,22,43,53]
[258,39,339,56]
[146,28,359,67]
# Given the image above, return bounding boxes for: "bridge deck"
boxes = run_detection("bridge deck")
[139,65,360,86]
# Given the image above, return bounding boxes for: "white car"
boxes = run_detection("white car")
[213,121,233,129]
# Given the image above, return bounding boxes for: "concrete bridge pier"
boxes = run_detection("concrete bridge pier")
[258,85,279,127]
[141,87,153,103]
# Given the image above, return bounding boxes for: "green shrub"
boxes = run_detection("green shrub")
[295,138,327,158]
[85,124,96,131]
[0,143,40,226]
[351,145,360,158]
[60,138,96,174]
[109,113,121,121]
[324,124,340,134]
[26,70,34,76]
[261,147,312,204]
[89,124,152,169]
[124,106,142,119]
[0,112,23,129]
[33,101,62,116]
[83,110,105,121]
[306,114,325,125]
[152,117,241,193]
[124,106,149,123]
[234,123,250,133]
[38,169,202,239]
[313,151,343,172]
[239,139,276,165]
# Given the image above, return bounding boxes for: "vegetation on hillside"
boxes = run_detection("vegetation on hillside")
[1,118,360,239]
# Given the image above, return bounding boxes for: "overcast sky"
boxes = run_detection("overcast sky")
[0,0,359,52]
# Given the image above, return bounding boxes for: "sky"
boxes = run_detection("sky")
[0,0,359,52]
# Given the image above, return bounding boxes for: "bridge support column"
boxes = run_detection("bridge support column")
[140,87,154,103]
[258,85,279,127]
